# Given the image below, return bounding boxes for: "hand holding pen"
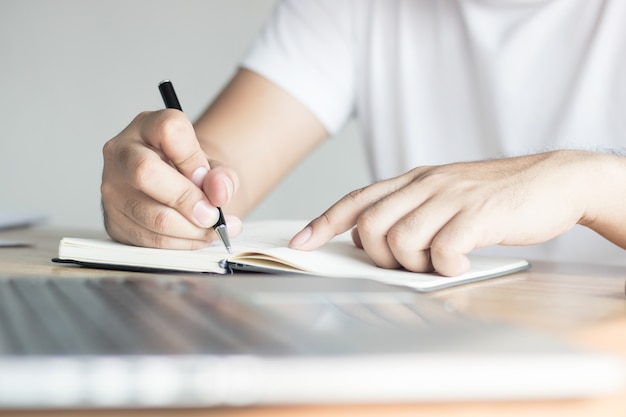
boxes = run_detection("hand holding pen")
[159,80,232,253]
[100,82,240,251]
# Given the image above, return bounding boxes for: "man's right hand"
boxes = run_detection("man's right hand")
[101,109,241,249]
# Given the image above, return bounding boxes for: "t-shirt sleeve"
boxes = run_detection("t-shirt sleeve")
[241,0,356,136]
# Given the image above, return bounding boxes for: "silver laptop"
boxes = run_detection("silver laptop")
[0,273,622,408]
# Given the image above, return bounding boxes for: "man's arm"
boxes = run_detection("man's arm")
[101,68,327,249]
[193,69,328,217]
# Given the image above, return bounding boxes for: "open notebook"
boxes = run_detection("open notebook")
[54,220,530,292]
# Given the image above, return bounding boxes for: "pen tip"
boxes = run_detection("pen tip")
[214,224,232,254]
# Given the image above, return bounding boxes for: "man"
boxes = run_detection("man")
[101,0,626,276]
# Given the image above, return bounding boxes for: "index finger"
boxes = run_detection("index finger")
[289,174,413,251]
[135,109,211,187]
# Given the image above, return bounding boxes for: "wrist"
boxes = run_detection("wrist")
[577,150,626,233]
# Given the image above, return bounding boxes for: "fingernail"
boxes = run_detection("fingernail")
[193,200,218,228]
[191,167,208,188]
[289,226,312,249]
[223,176,234,203]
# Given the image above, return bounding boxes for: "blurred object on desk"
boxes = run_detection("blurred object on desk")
[0,210,46,230]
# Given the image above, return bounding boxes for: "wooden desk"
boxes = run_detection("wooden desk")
[1,226,625,416]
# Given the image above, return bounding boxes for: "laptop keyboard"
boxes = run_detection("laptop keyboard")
[0,276,470,356]
[0,276,299,356]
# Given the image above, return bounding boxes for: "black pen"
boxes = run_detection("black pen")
[158,79,232,253]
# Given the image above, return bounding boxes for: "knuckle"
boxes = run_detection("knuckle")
[134,110,151,124]
[177,148,205,169]
[151,208,174,234]
[156,112,188,147]
[127,202,172,238]
[314,212,333,229]
[386,226,409,249]
[103,112,147,161]
[344,186,367,206]
[355,210,378,236]
[115,146,133,172]
[399,250,433,273]
[155,112,204,167]
[102,137,116,160]
[170,186,198,210]
[124,198,145,226]
[324,186,367,223]
[103,135,136,176]
[429,242,455,262]
[132,157,159,188]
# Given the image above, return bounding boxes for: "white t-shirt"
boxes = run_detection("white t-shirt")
[242,0,626,265]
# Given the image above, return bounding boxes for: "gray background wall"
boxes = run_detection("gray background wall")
[0,0,370,230]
